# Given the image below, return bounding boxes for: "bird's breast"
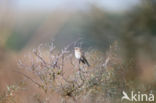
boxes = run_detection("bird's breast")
[75,51,81,59]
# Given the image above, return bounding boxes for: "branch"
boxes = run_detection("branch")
[12,70,42,88]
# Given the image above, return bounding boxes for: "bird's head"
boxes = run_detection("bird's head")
[74,47,81,52]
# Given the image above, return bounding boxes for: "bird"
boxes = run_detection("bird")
[74,47,90,66]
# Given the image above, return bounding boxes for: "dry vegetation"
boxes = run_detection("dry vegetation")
[1,39,156,103]
[0,41,132,103]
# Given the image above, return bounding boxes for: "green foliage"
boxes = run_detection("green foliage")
[6,31,32,51]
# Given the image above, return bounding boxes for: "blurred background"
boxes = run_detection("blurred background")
[0,0,156,102]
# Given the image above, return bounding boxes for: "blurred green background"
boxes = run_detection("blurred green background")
[1,0,155,51]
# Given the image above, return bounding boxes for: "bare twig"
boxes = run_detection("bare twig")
[12,70,42,88]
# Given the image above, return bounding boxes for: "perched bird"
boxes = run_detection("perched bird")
[74,47,90,66]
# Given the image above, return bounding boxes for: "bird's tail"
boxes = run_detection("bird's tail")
[82,56,90,67]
